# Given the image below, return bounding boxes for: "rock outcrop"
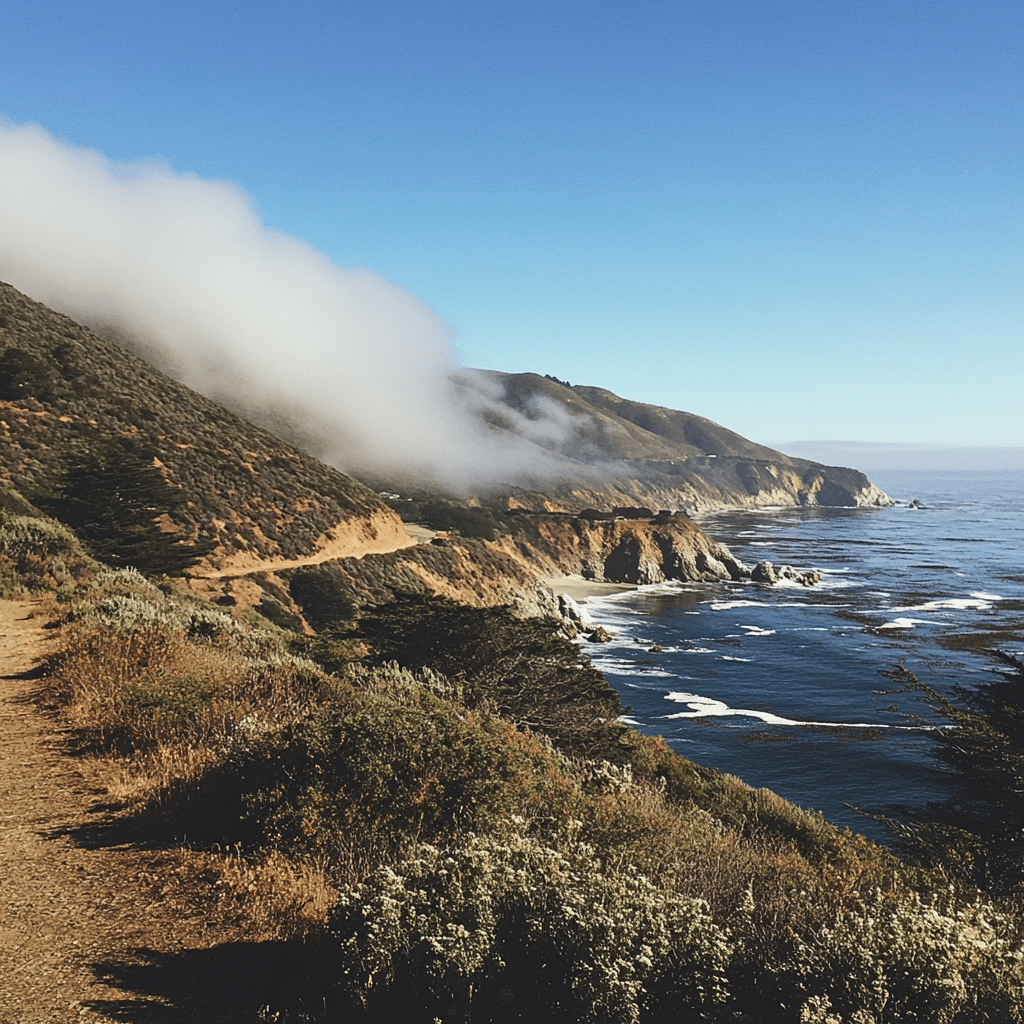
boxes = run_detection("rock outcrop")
[492,512,751,587]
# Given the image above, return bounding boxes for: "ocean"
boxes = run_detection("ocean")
[581,470,1024,842]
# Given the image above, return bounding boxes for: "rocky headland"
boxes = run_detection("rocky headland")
[0,280,877,623]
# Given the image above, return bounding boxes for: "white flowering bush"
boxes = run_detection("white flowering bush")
[0,514,82,558]
[774,888,1024,1023]
[581,759,635,795]
[90,593,176,630]
[0,512,92,594]
[328,825,731,1023]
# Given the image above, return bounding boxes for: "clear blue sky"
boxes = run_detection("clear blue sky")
[1,0,1021,449]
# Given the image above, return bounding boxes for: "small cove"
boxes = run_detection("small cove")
[579,470,1024,841]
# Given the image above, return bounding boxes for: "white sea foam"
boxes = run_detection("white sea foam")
[878,618,934,629]
[720,655,752,662]
[709,599,809,610]
[741,625,777,636]
[891,595,998,613]
[662,691,914,729]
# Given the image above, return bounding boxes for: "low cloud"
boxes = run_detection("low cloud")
[0,120,579,488]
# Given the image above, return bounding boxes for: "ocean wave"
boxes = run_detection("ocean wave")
[891,594,1000,613]
[662,691,916,729]
[708,599,809,610]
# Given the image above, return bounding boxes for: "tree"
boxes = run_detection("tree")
[44,441,213,576]
[317,592,625,756]
[880,653,1024,891]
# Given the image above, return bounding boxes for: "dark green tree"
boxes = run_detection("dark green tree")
[44,441,213,576]
[289,566,358,631]
[321,592,625,756]
[0,346,57,401]
[880,653,1024,891]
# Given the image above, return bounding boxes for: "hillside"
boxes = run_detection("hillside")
[0,280,406,576]
[2,284,1021,1022]
[465,371,892,513]
[0,281,856,618]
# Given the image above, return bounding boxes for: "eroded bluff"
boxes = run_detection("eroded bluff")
[493,512,751,586]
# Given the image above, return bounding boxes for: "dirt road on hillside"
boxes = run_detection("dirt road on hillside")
[0,601,301,1023]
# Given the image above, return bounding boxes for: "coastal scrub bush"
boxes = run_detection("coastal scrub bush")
[328,826,732,1023]
[208,666,579,861]
[768,887,1024,1023]
[288,565,358,631]
[337,592,624,755]
[0,512,94,594]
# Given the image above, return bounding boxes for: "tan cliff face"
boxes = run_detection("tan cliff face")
[490,458,893,518]
[487,514,748,587]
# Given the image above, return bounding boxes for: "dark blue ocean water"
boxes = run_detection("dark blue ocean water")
[582,470,1024,842]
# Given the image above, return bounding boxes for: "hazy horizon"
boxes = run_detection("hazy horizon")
[773,440,1024,473]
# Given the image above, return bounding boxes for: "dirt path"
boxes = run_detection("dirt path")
[188,518,427,581]
[0,600,286,1023]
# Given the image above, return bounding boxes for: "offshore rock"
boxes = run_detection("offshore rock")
[751,560,821,587]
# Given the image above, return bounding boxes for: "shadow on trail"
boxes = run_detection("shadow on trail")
[85,939,341,1023]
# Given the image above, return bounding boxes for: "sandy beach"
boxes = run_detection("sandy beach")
[542,574,638,603]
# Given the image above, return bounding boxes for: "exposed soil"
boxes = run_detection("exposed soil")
[189,510,419,580]
[0,600,317,1023]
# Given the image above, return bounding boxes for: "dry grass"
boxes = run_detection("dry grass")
[167,848,338,942]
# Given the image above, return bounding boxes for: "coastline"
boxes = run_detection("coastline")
[543,574,638,603]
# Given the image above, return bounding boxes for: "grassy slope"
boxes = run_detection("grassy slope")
[0,280,391,564]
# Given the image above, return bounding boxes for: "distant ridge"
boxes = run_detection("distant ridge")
[466,372,893,512]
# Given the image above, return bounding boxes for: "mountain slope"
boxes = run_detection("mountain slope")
[470,371,892,512]
[0,280,408,573]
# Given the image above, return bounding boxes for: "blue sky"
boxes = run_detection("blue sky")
[1,0,1021,452]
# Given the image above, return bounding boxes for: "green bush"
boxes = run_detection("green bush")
[328,825,732,1023]
[288,566,358,631]
[337,593,624,755]
[216,665,577,859]
[0,512,94,594]
[770,888,1024,1023]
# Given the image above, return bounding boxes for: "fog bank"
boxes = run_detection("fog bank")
[0,121,576,487]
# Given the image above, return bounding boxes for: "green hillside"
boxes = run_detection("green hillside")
[0,280,391,571]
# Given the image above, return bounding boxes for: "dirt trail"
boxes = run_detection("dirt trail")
[188,516,426,580]
[0,601,258,1023]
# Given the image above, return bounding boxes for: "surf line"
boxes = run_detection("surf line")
[662,692,929,729]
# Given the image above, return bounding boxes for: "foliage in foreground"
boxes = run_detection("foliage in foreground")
[0,508,96,596]
[879,656,1024,893]
[31,569,1024,1021]
[330,825,731,1023]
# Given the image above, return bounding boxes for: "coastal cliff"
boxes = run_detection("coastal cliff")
[491,512,749,586]
[470,372,893,514]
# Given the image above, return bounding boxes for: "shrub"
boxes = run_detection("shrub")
[769,888,1024,1023]
[288,566,358,631]
[0,512,94,593]
[328,825,732,1023]
[338,592,624,755]
[212,666,578,861]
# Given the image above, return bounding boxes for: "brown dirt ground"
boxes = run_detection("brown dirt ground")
[0,600,325,1023]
